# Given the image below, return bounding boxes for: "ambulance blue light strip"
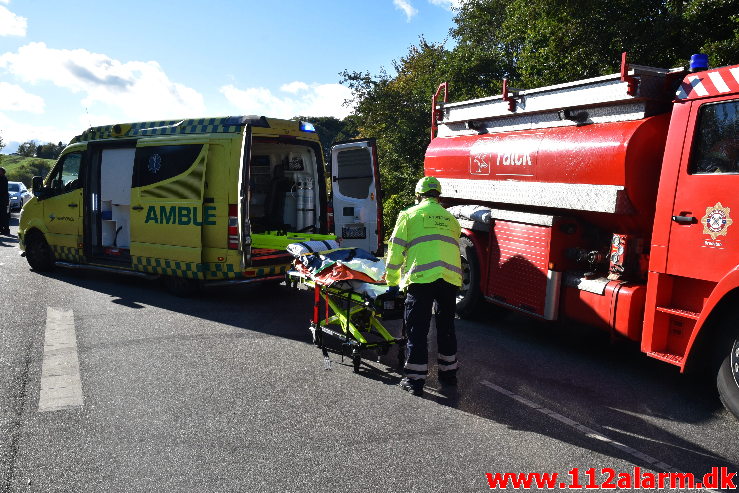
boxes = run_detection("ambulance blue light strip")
[299,121,316,132]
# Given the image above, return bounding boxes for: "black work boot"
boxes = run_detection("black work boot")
[438,370,457,386]
[399,377,424,396]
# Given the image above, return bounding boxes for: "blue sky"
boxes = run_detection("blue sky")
[0,0,459,153]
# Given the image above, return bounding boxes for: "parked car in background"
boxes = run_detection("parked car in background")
[8,181,31,211]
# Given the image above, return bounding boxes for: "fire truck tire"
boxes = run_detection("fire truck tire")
[456,236,481,318]
[717,337,739,420]
[162,275,200,297]
[25,231,55,272]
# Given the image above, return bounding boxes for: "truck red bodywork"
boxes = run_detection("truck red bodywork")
[426,60,739,373]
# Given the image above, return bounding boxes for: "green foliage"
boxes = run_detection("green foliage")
[35,141,65,160]
[4,156,54,187]
[17,140,38,157]
[342,38,452,235]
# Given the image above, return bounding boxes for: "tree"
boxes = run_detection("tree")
[451,0,739,88]
[0,133,4,165]
[17,140,38,158]
[342,38,455,235]
[35,141,65,160]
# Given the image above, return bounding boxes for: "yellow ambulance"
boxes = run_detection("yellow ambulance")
[18,116,382,294]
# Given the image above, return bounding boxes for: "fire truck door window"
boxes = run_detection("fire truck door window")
[336,148,372,199]
[689,100,738,174]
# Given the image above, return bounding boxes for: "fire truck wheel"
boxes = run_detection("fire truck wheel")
[162,275,200,297]
[25,231,55,272]
[456,236,481,318]
[717,338,739,420]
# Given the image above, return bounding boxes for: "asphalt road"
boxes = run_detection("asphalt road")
[1,213,738,492]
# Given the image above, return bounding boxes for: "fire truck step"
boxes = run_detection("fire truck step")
[646,351,684,366]
[655,306,701,320]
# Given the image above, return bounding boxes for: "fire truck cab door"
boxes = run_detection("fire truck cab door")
[665,97,739,281]
[330,139,382,255]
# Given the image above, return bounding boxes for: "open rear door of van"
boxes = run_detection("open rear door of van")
[330,139,383,256]
[237,125,253,269]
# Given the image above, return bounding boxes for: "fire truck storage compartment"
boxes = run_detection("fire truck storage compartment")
[561,281,647,341]
[249,142,320,234]
[485,215,582,320]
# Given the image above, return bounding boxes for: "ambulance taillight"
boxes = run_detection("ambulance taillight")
[326,204,334,234]
[228,204,239,249]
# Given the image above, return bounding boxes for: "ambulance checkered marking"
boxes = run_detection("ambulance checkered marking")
[131,256,289,280]
[676,65,739,100]
[70,117,244,143]
[50,245,84,263]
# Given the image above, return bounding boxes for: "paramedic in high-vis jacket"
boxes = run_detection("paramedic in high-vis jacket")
[385,176,463,396]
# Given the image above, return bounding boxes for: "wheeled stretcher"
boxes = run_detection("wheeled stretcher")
[286,249,407,373]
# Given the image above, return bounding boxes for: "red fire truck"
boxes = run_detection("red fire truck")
[427,54,739,417]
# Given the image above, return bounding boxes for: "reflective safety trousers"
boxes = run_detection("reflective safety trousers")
[385,198,463,290]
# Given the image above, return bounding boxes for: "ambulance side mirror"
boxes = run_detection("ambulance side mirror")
[32,176,45,198]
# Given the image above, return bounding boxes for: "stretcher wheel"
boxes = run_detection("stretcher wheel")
[311,324,322,347]
[352,351,361,373]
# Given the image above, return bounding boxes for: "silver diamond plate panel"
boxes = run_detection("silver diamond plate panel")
[437,102,652,137]
[438,66,673,136]
[439,177,631,214]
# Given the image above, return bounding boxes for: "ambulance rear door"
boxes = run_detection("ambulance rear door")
[330,139,383,256]
[237,124,253,268]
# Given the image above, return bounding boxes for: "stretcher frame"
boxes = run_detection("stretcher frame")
[287,270,407,373]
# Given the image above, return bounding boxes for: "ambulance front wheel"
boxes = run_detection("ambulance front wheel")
[25,231,55,272]
[162,275,200,297]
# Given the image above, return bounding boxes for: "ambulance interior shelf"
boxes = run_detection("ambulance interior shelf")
[249,144,319,235]
[99,148,134,251]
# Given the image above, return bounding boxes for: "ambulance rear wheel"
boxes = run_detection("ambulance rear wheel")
[717,337,739,420]
[456,236,481,318]
[162,275,200,297]
[25,231,54,272]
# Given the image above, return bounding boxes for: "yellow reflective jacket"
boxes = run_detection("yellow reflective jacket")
[385,197,462,289]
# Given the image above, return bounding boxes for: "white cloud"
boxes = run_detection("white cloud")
[0,5,27,36]
[0,112,74,145]
[0,82,44,113]
[280,81,310,94]
[0,42,205,120]
[220,82,353,120]
[428,0,464,10]
[393,0,418,22]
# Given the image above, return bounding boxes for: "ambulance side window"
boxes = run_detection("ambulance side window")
[46,152,83,196]
[133,145,204,187]
[689,100,739,174]
[335,148,373,199]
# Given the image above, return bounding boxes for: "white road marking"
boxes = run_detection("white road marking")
[39,307,83,412]
[480,380,720,493]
